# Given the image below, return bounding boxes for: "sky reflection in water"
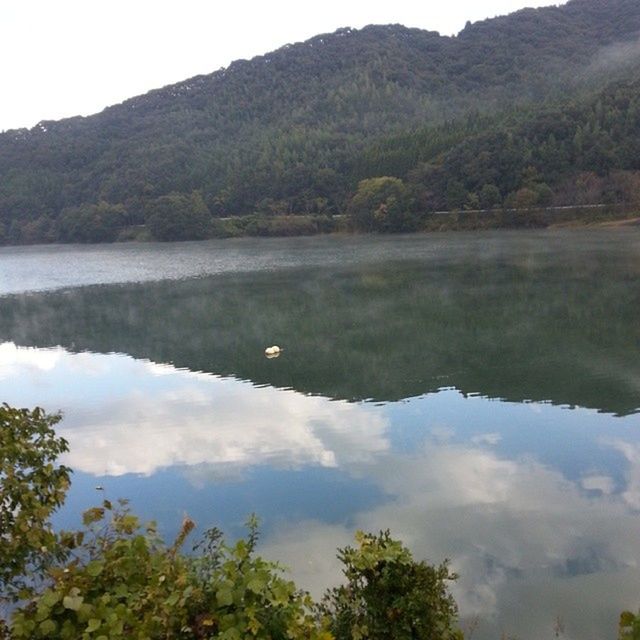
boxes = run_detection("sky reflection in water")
[1,231,640,640]
[1,340,640,640]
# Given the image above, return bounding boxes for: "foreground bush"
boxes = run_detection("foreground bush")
[0,405,70,602]
[10,508,324,639]
[1,405,462,639]
[620,610,640,640]
[321,531,461,640]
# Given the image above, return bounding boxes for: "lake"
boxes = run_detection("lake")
[1,230,639,639]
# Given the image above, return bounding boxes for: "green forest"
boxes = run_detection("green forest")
[2,0,640,243]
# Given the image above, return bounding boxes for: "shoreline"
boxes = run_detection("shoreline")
[0,210,638,248]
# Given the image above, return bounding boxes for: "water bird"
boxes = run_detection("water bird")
[264,345,282,358]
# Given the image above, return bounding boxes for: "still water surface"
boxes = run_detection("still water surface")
[1,231,639,639]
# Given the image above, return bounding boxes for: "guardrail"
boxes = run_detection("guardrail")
[431,203,631,216]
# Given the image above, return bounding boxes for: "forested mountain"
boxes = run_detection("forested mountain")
[2,0,640,243]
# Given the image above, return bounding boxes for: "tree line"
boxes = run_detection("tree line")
[4,77,639,243]
[2,0,640,242]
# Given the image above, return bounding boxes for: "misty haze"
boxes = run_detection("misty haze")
[2,1,640,640]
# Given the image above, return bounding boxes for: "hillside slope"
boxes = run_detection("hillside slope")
[1,0,640,243]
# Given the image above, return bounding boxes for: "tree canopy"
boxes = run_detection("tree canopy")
[2,0,640,242]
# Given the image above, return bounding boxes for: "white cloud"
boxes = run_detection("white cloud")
[0,0,559,131]
[429,424,456,442]
[259,441,640,639]
[603,439,640,510]
[4,341,639,638]
[58,383,389,477]
[581,474,615,495]
[471,432,502,446]
[0,343,389,477]
[0,342,62,373]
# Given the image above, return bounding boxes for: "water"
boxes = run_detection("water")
[1,230,639,639]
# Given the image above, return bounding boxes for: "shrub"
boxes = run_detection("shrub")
[320,531,461,640]
[10,507,325,640]
[1,406,462,640]
[347,177,416,233]
[57,202,129,243]
[619,610,640,639]
[146,192,212,241]
[0,405,70,603]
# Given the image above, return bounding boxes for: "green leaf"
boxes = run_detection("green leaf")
[34,604,50,622]
[166,593,180,607]
[117,514,139,534]
[217,588,233,607]
[271,583,292,604]
[86,618,102,633]
[41,589,61,608]
[86,560,103,577]
[38,619,56,635]
[62,594,84,611]
[247,577,266,594]
[82,507,105,526]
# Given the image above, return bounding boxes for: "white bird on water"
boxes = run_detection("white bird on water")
[264,345,282,358]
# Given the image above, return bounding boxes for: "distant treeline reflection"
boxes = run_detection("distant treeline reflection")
[1,239,638,416]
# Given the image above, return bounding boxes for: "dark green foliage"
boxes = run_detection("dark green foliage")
[620,610,640,639]
[0,405,70,602]
[347,177,415,232]
[3,0,640,242]
[10,507,325,640]
[210,214,338,238]
[145,192,212,241]
[413,81,640,213]
[321,531,460,640]
[57,201,129,243]
[479,184,501,209]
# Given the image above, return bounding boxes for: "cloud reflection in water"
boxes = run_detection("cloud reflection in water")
[2,341,640,640]
[261,440,640,639]
[0,342,390,477]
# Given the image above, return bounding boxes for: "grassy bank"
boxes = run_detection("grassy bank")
[189,205,640,240]
[2,206,638,247]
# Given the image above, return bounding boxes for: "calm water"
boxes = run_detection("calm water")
[1,230,639,639]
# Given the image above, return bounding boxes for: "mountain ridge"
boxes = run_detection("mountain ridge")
[2,0,640,243]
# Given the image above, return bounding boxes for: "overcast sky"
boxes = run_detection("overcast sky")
[0,0,559,132]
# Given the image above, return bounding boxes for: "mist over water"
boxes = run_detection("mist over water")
[2,229,636,295]
[1,229,639,640]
